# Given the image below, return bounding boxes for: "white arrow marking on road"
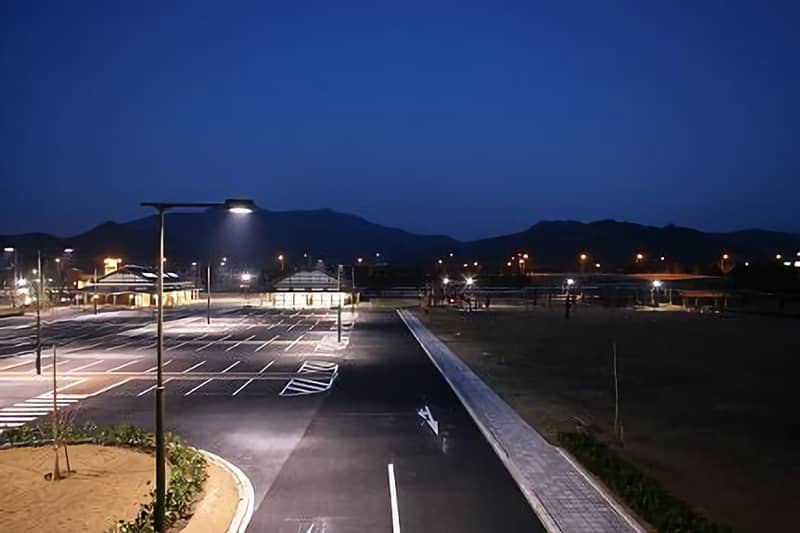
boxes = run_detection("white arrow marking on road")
[417,405,439,436]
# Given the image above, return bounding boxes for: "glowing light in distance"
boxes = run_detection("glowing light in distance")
[652,280,663,288]
[465,277,474,286]
[566,278,575,286]
[241,273,252,282]
[443,277,450,285]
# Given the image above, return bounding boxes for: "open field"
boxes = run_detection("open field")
[417,304,800,532]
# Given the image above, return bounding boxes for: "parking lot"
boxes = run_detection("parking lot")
[0,307,354,428]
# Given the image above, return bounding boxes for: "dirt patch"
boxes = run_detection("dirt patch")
[0,444,154,532]
[178,459,240,533]
[416,305,800,533]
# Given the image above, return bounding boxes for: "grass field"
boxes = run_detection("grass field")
[417,304,800,532]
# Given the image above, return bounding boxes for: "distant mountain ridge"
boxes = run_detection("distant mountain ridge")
[1,209,798,271]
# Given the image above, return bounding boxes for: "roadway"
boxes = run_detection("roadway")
[0,304,544,532]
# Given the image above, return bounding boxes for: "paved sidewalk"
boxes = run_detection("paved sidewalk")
[398,309,644,533]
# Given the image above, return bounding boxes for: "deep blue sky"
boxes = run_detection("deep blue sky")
[2,0,798,240]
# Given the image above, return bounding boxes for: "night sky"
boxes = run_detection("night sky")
[2,1,798,240]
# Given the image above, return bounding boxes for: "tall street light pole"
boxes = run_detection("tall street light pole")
[206,263,212,325]
[140,198,255,533]
[36,250,43,374]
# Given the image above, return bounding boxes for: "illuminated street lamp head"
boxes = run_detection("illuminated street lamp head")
[3,247,14,252]
[278,254,284,261]
[776,254,782,260]
[636,253,644,261]
[507,261,512,267]
[522,253,529,259]
[223,198,256,214]
[240,273,252,282]
[463,263,468,268]
[437,259,443,264]
[652,280,663,288]
[443,277,450,285]
[595,263,601,268]
[566,278,575,286]
[449,252,454,257]
[744,261,750,266]
[473,261,479,266]
[357,257,363,263]
[722,253,729,260]
[660,256,665,261]
[191,261,197,267]
[64,248,74,254]
[580,253,587,261]
[465,277,474,286]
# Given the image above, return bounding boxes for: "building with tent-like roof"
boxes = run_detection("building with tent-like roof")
[267,268,356,309]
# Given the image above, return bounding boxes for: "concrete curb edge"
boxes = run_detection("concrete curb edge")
[200,449,255,533]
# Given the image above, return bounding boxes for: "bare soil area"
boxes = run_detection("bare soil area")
[417,304,800,532]
[0,444,240,533]
[0,444,154,532]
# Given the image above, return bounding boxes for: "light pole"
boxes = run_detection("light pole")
[278,254,284,272]
[36,250,43,374]
[206,264,212,325]
[337,264,342,343]
[140,198,254,533]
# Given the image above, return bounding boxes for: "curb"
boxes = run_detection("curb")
[200,449,255,533]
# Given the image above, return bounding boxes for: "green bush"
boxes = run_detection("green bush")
[557,431,733,533]
[0,421,207,533]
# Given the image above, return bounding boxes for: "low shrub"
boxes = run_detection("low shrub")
[557,431,733,533]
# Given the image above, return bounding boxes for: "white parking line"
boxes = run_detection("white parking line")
[258,360,275,373]
[221,361,241,373]
[137,378,174,397]
[67,360,105,373]
[388,463,401,533]
[184,378,214,396]
[225,334,255,352]
[145,359,172,372]
[108,360,140,372]
[182,360,206,373]
[284,334,305,352]
[232,379,253,396]
[104,340,135,351]
[0,358,34,371]
[167,340,190,351]
[255,335,280,352]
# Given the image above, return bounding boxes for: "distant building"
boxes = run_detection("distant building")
[80,264,198,307]
[266,269,356,309]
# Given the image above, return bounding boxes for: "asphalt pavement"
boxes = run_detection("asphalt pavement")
[0,304,544,533]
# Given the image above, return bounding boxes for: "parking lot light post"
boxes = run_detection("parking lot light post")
[337,264,342,343]
[206,264,212,325]
[140,198,255,533]
[4,247,18,308]
[36,250,43,375]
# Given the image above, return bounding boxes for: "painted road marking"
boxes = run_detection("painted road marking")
[279,360,338,396]
[104,340,135,351]
[255,335,279,352]
[258,360,275,373]
[145,359,173,373]
[184,378,213,396]
[221,361,241,373]
[108,360,140,372]
[67,360,105,373]
[231,359,275,396]
[167,340,190,351]
[0,358,35,371]
[287,320,303,331]
[388,463,401,533]
[137,378,174,397]
[284,334,305,352]
[225,334,255,352]
[182,360,206,373]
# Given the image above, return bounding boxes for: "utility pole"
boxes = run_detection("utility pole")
[93,268,98,315]
[36,250,42,375]
[52,345,61,480]
[206,264,211,325]
[337,264,342,343]
[154,208,166,533]
[351,265,355,313]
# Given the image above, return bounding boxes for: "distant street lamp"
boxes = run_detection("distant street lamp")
[278,254,285,272]
[139,198,255,533]
[651,280,663,306]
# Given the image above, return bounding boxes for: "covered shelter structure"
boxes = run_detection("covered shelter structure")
[266,269,355,309]
[80,264,198,307]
